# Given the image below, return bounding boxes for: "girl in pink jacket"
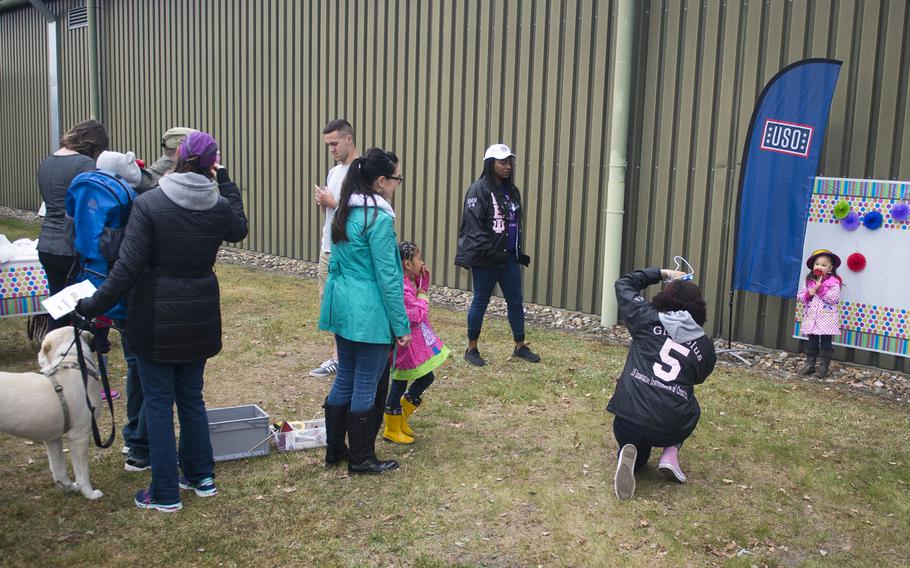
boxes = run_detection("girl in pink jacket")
[796,249,843,379]
[383,241,451,444]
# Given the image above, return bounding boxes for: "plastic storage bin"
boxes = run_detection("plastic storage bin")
[207,404,270,462]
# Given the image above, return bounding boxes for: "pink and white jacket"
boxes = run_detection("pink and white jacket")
[797,274,841,336]
[391,270,450,381]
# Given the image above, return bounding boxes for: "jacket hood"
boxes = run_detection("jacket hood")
[658,310,706,343]
[158,172,219,211]
[347,193,395,218]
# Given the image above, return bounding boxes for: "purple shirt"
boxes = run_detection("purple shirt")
[501,185,519,253]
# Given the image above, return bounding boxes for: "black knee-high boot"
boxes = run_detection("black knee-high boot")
[370,362,391,441]
[347,408,398,475]
[323,400,349,467]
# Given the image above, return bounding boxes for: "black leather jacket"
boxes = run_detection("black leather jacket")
[454,177,528,268]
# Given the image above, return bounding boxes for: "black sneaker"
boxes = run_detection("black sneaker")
[464,347,486,366]
[124,453,151,472]
[513,344,541,363]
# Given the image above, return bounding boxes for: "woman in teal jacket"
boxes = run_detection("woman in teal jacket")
[319,148,411,475]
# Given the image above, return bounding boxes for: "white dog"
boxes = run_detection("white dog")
[0,327,103,499]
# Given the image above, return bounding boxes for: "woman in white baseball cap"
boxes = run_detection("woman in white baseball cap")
[454,144,540,366]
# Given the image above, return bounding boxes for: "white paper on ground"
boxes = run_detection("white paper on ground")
[41,280,96,320]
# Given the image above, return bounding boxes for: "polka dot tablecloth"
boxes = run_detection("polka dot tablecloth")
[0,261,49,317]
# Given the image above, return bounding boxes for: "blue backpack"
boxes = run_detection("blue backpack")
[65,170,137,320]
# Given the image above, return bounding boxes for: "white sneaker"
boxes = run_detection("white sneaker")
[614,444,638,501]
[308,358,338,378]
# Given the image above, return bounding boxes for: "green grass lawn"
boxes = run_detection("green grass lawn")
[1,217,909,567]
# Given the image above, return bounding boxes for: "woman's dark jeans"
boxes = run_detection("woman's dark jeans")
[117,322,147,459]
[136,356,213,505]
[612,416,693,471]
[38,251,75,331]
[468,255,525,342]
[385,372,435,411]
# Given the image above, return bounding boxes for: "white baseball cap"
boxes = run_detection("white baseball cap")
[483,143,516,161]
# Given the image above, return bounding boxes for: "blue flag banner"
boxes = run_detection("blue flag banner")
[732,59,842,298]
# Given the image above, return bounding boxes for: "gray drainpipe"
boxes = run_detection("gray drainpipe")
[87,0,101,120]
[600,0,635,326]
[28,0,59,151]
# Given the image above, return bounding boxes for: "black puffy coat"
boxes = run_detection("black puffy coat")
[454,177,526,268]
[606,268,717,434]
[79,171,248,362]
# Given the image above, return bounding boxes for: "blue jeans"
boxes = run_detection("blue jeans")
[136,356,214,505]
[327,336,391,413]
[468,255,525,342]
[116,322,147,458]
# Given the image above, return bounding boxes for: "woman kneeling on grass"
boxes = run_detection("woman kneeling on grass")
[608,267,717,500]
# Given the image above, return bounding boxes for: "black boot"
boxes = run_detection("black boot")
[347,409,399,475]
[323,400,349,467]
[369,362,391,441]
[798,347,818,375]
[815,350,833,379]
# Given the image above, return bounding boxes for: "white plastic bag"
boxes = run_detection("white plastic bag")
[272,418,327,451]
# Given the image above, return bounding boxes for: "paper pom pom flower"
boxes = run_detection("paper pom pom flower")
[863,210,884,230]
[841,211,861,231]
[833,200,851,219]
[891,202,910,222]
[847,252,866,272]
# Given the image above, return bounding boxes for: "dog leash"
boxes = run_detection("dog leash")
[72,323,117,449]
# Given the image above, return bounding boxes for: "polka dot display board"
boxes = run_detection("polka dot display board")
[841,302,908,339]
[0,263,48,297]
[795,301,906,340]
[807,195,910,231]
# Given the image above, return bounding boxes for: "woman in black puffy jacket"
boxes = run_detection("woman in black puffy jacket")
[77,131,247,512]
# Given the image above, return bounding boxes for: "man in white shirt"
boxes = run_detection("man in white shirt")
[309,119,359,378]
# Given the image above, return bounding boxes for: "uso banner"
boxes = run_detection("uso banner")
[732,59,842,298]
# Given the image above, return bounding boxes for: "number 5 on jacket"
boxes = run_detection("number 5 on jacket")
[653,338,691,383]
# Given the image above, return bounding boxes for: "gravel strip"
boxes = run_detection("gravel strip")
[217,246,909,405]
[4,208,906,405]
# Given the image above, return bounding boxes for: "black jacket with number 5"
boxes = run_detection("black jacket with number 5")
[606,267,717,434]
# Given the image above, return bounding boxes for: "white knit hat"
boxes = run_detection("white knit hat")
[96,151,142,188]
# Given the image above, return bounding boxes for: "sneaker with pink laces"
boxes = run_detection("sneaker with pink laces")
[657,445,687,483]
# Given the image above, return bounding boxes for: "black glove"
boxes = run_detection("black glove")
[75,298,100,321]
[215,166,231,185]
[518,253,531,267]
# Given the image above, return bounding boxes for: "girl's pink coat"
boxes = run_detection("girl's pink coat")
[395,271,444,371]
[797,275,841,336]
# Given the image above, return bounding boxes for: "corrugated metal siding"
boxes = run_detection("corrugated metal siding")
[0,6,49,209]
[0,1,906,371]
[78,0,618,313]
[625,0,909,372]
